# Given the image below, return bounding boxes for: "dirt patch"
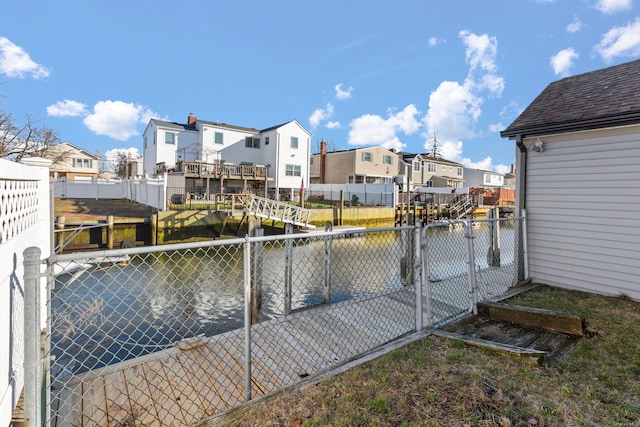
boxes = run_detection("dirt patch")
[54,198,157,221]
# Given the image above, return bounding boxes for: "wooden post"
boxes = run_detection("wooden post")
[107,215,114,249]
[249,220,263,324]
[151,213,157,246]
[284,223,294,315]
[339,190,344,226]
[56,216,66,252]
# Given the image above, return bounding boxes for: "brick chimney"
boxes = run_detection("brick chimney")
[187,113,197,126]
[320,139,327,184]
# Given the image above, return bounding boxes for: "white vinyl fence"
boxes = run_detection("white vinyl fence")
[52,176,167,210]
[0,157,52,427]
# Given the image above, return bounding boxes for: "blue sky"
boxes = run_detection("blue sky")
[2,0,640,173]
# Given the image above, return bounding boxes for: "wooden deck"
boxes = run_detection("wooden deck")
[51,288,419,427]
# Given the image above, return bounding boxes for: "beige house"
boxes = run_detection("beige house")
[309,140,398,184]
[41,142,100,180]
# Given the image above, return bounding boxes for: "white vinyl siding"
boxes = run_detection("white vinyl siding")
[523,125,640,300]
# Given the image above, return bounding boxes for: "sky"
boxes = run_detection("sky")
[2,0,640,174]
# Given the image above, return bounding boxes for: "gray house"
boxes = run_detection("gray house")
[501,59,640,301]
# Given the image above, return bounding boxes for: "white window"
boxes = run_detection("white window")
[245,137,260,148]
[214,132,223,144]
[457,167,463,176]
[165,133,175,145]
[73,158,93,168]
[414,161,421,172]
[449,166,453,172]
[291,136,298,149]
[428,163,436,173]
[484,174,492,184]
[441,165,446,171]
[362,152,372,162]
[285,164,301,176]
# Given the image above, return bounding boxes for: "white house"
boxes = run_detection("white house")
[463,168,504,188]
[501,59,640,300]
[143,114,312,199]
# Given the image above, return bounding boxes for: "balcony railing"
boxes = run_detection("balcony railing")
[172,161,268,178]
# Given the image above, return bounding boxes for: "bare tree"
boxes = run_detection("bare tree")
[0,110,61,161]
[111,152,128,178]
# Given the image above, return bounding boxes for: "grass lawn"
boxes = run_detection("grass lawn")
[217,286,640,426]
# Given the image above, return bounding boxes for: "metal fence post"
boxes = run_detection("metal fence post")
[465,217,479,315]
[413,222,423,331]
[421,226,433,327]
[24,246,42,427]
[323,222,333,304]
[284,223,294,315]
[243,237,253,402]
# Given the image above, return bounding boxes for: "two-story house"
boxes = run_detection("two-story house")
[40,142,100,180]
[309,141,398,185]
[143,114,311,200]
[463,168,504,188]
[398,153,465,188]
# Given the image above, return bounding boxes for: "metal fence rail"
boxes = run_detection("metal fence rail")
[22,215,526,426]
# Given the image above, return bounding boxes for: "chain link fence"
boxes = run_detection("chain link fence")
[43,226,419,426]
[23,215,526,426]
[422,216,525,326]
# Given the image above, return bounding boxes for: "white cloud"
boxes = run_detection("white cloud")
[104,147,140,164]
[459,30,504,96]
[550,48,579,76]
[335,84,353,100]
[567,15,583,33]
[424,80,482,144]
[594,0,632,14]
[593,17,640,62]
[348,104,421,151]
[0,37,50,79]
[46,100,88,117]
[309,103,334,128]
[84,100,159,141]
[461,156,493,170]
[326,121,341,129]
[494,164,512,174]
[428,37,445,46]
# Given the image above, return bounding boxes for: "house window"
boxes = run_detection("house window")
[291,136,298,149]
[413,161,421,172]
[457,167,463,176]
[265,136,270,145]
[165,133,175,145]
[348,175,354,184]
[355,175,365,183]
[441,165,446,171]
[214,132,223,144]
[428,163,436,173]
[362,152,372,162]
[484,174,492,184]
[449,166,453,172]
[144,136,148,149]
[285,164,301,176]
[73,158,92,168]
[309,157,314,165]
[245,137,260,148]
[383,155,392,165]
[366,176,376,184]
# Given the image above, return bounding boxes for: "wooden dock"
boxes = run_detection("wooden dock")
[51,288,419,427]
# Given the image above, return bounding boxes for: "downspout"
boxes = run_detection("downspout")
[515,134,527,214]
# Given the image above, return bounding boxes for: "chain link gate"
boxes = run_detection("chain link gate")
[43,225,420,426]
[422,215,526,327]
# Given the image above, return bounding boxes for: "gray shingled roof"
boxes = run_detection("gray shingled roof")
[501,59,640,138]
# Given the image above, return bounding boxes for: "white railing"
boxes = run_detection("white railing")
[246,194,316,228]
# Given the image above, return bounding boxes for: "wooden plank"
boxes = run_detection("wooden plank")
[52,381,83,427]
[431,329,547,365]
[197,340,247,408]
[478,301,585,336]
[175,345,231,419]
[81,375,109,427]
[122,364,161,427]
[142,358,185,426]
[162,354,208,425]
[103,370,136,427]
